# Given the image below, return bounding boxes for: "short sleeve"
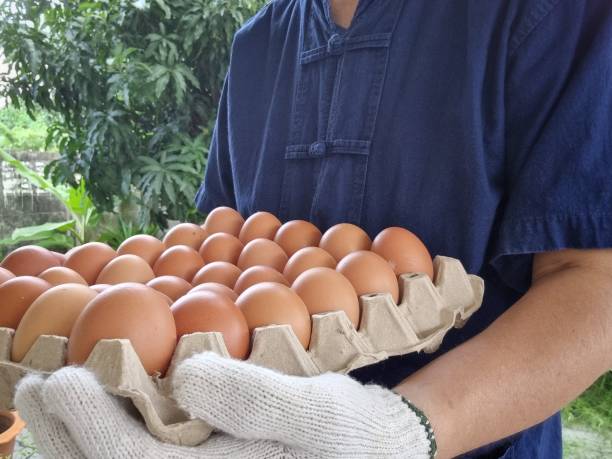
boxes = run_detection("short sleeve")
[194,72,237,214]
[491,0,612,292]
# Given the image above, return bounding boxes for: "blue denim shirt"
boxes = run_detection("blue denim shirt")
[195,1,612,457]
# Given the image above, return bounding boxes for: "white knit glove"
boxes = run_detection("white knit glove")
[15,352,434,459]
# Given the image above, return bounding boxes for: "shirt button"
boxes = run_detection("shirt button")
[309,141,326,157]
[327,33,344,55]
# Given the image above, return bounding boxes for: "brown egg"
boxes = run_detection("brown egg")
[1,245,60,277]
[67,283,177,375]
[236,282,311,349]
[117,235,165,266]
[50,251,66,265]
[237,239,288,272]
[239,212,282,244]
[96,254,155,285]
[203,207,244,237]
[371,227,434,279]
[11,284,97,362]
[319,224,372,261]
[189,282,239,301]
[292,267,360,327]
[0,277,51,329]
[283,247,337,284]
[163,223,208,251]
[199,233,244,264]
[0,267,15,285]
[147,276,192,301]
[274,220,322,257]
[153,246,204,282]
[234,266,289,295]
[90,284,111,293]
[336,251,399,303]
[39,267,87,286]
[192,262,242,288]
[171,291,249,359]
[64,242,117,285]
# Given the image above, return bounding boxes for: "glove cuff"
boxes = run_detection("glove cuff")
[400,397,437,459]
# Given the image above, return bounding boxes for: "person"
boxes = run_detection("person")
[15,0,612,457]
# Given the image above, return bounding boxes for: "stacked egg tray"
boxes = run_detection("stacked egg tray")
[0,255,482,446]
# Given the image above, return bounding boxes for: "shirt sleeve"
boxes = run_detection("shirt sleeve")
[490,0,612,293]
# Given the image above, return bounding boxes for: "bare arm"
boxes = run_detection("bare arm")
[395,249,612,458]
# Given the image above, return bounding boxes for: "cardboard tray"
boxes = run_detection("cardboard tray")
[0,255,483,446]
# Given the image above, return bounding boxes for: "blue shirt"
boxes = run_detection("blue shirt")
[195,1,612,457]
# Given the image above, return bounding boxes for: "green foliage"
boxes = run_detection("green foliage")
[0,106,55,152]
[563,372,612,434]
[0,0,266,225]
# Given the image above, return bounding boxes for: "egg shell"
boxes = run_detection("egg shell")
[191,262,242,288]
[236,282,311,349]
[283,247,337,284]
[371,227,434,279]
[171,291,250,359]
[319,223,372,261]
[147,276,193,301]
[292,267,360,327]
[1,245,60,277]
[163,223,208,251]
[64,243,117,285]
[0,267,15,285]
[189,283,239,301]
[0,277,51,329]
[234,265,289,295]
[50,251,66,265]
[39,267,88,286]
[96,254,155,285]
[153,246,204,282]
[203,207,244,237]
[11,283,97,362]
[67,283,177,375]
[117,235,165,266]
[239,212,282,244]
[336,251,399,303]
[237,238,288,272]
[90,284,111,293]
[198,233,244,265]
[274,220,322,257]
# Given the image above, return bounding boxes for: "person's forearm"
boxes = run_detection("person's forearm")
[395,255,612,458]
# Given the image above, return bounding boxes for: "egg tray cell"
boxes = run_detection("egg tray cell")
[0,255,483,446]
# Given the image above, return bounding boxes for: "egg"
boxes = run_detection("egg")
[238,211,282,243]
[117,235,165,266]
[237,238,288,272]
[147,276,192,301]
[371,227,434,279]
[274,220,322,257]
[292,267,360,327]
[0,277,51,329]
[153,246,204,281]
[191,262,242,288]
[203,207,244,237]
[199,233,244,264]
[50,251,66,265]
[11,284,97,362]
[336,251,399,303]
[283,247,337,284]
[64,242,117,285]
[189,282,239,301]
[0,267,15,285]
[234,266,289,295]
[90,284,111,293]
[319,223,372,261]
[96,254,155,285]
[163,223,208,250]
[1,245,60,277]
[39,267,87,286]
[236,282,311,349]
[171,291,250,359]
[67,283,177,375]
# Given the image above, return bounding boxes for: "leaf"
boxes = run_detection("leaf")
[155,72,170,98]
[11,220,75,240]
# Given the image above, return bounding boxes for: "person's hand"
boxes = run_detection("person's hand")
[15,352,434,458]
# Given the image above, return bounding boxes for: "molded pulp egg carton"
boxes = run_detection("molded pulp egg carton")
[0,255,483,446]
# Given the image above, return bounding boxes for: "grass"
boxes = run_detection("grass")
[563,372,612,433]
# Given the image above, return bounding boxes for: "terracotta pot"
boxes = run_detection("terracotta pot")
[0,411,25,458]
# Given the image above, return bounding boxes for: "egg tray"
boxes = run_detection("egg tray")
[0,255,483,446]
